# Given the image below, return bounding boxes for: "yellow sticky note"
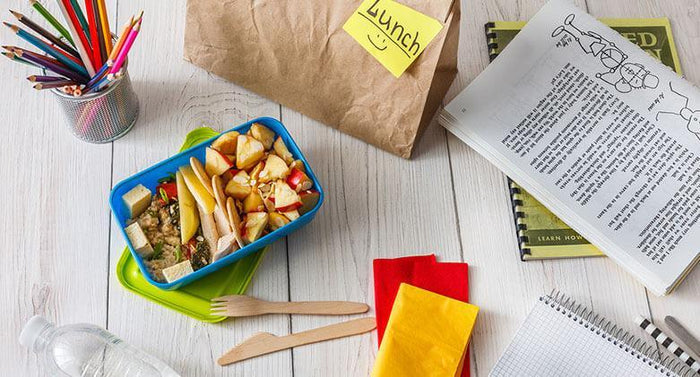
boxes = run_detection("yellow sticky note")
[371,283,479,377]
[343,0,444,77]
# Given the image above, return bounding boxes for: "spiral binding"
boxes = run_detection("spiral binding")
[509,179,531,258]
[542,291,695,377]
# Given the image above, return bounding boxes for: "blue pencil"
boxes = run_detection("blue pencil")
[4,22,88,76]
[85,60,111,87]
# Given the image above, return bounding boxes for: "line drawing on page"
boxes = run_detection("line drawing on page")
[551,14,659,93]
[656,82,700,140]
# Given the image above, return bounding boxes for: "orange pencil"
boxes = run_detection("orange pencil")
[108,15,132,61]
[96,0,111,53]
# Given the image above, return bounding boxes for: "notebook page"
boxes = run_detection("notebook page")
[441,0,700,295]
[489,299,673,377]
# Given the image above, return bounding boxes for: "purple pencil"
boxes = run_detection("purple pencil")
[13,50,87,83]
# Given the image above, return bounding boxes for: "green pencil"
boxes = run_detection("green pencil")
[67,0,90,42]
[28,0,74,45]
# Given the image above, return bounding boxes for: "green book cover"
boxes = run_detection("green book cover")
[486,18,683,260]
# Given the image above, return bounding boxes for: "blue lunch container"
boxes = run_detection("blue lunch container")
[109,117,324,290]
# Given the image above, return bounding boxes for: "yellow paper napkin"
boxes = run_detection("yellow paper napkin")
[371,283,479,377]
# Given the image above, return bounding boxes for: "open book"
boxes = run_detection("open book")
[440,0,700,295]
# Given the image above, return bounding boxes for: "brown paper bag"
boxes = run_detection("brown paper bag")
[184,0,460,159]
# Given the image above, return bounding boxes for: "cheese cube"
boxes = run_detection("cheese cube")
[125,222,153,258]
[162,260,194,282]
[122,184,152,218]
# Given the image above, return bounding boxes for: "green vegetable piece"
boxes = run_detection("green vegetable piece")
[174,245,182,263]
[150,241,164,260]
[159,187,169,204]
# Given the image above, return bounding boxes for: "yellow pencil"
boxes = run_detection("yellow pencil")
[96,0,112,53]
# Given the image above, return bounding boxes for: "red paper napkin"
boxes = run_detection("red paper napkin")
[373,254,470,376]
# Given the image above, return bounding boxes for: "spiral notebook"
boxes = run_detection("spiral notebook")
[490,293,693,376]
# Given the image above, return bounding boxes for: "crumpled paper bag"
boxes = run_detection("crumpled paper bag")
[184,0,460,158]
[371,283,479,377]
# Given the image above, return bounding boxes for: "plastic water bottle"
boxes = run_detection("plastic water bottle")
[19,315,181,377]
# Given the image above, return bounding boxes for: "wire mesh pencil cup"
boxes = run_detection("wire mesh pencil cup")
[49,64,139,143]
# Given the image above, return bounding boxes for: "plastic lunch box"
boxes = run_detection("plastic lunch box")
[109,117,324,290]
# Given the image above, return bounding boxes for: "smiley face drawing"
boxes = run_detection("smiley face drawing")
[367,33,388,51]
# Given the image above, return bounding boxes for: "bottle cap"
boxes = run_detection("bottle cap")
[19,315,53,350]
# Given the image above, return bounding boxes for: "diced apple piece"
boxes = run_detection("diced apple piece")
[250,123,276,150]
[259,155,290,183]
[243,191,265,213]
[243,212,268,243]
[190,157,215,196]
[224,170,251,200]
[281,209,300,221]
[236,135,265,170]
[286,168,312,192]
[179,165,216,214]
[205,147,234,177]
[299,190,321,215]
[274,181,302,211]
[249,161,265,182]
[226,197,247,248]
[122,184,151,218]
[273,136,294,165]
[268,212,290,230]
[177,171,200,243]
[289,159,305,173]
[211,131,240,154]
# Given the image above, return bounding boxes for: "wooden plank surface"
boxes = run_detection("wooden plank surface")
[1,0,699,375]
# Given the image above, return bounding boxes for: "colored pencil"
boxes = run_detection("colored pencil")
[29,0,74,45]
[107,15,132,61]
[85,60,109,86]
[13,49,87,82]
[8,46,69,69]
[83,0,100,65]
[109,18,139,74]
[95,0,111,53]
[3,51,41,67]
[93,0,106,64]
[33,79,77,89]
[85,68,119,93]
[4,22,88,76]
[10,10,79,58]
[28,74,67,82]
[67,0,89,39]
[55,0,95,75]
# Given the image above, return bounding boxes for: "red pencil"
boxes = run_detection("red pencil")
[56,0,96,75]
[83,0,101,66]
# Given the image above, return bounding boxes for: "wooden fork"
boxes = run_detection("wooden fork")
[211,295,369,317]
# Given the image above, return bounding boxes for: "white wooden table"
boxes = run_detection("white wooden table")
[2,0,699,375]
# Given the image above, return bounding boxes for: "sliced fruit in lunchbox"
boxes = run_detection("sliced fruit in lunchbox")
[259,154,290,183]
[205,147,234,176]
[273,136,294,165]
[179,165,216,214]
[177,171,200,243]
[274,181,302,211]
[289,159,305,173]
[226,197,247,248]
[213,205,232,236]
[286,168,312,192]
[224,170,252,200]
[299,189,321,215]
[236,134,265,170]
[281,209,300,221]
[243,212,269,243]
[198,204,220,258]
[211,131,240,154]
[190,157,215,196]
[250,123,275,150]
[268,212,291,230]
[249,161,265,182]
[243,190,265,213]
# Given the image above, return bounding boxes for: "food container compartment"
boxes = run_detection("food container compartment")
[109,117,324,290]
